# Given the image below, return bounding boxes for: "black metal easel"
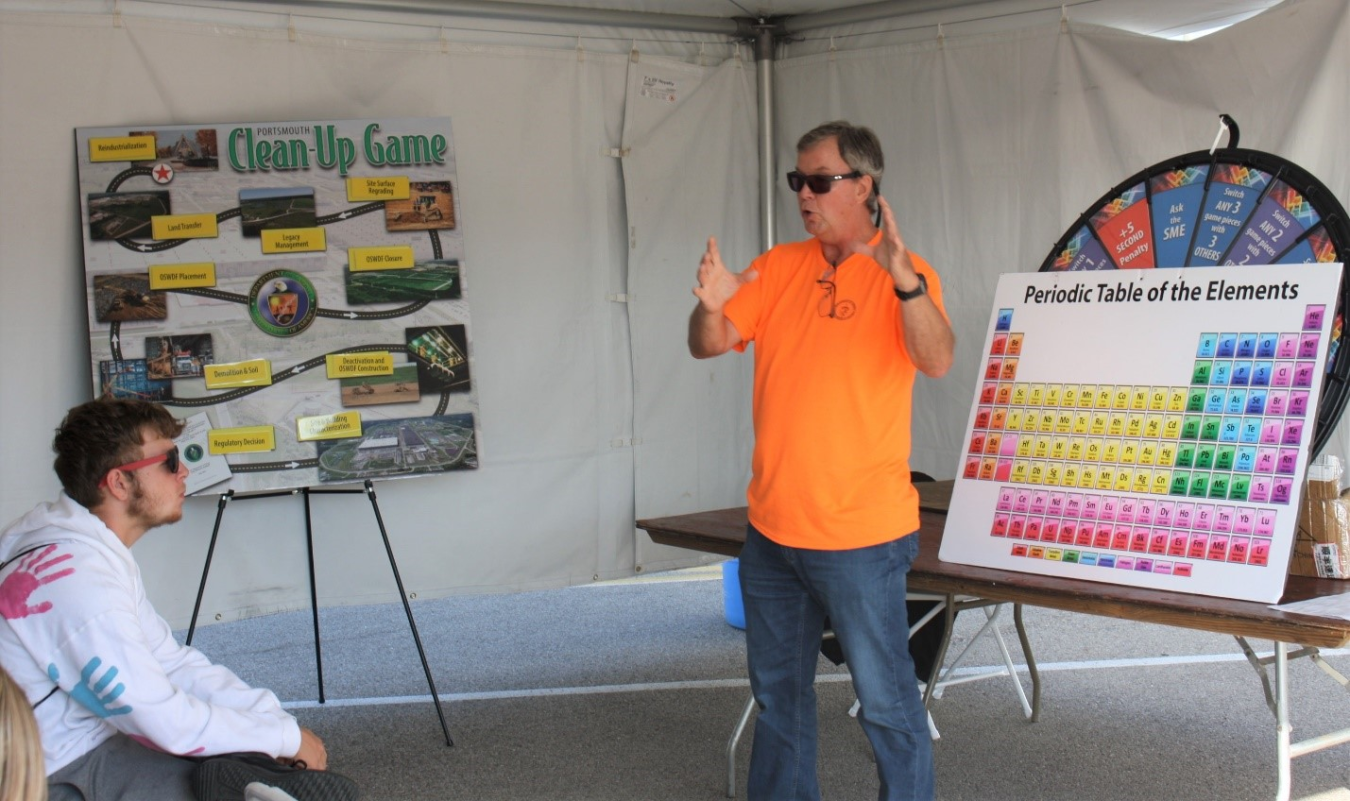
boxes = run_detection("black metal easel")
[184,479,452,746]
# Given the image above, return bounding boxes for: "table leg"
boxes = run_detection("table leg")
[1275,641,1291,801]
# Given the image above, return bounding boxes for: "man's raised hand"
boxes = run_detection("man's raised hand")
[693,237,757,312]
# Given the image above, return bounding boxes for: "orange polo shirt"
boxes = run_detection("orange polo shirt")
[723,233,946,550]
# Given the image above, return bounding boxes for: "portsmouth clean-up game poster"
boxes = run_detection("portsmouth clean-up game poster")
[940,263,1342,603]
[76,118,478,495]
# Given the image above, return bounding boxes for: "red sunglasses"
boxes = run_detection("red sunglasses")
[99,445,180,488]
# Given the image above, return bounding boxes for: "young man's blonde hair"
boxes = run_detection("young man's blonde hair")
[0,666,45,801]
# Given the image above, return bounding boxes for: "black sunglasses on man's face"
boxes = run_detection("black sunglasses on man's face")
[786,170,863,194]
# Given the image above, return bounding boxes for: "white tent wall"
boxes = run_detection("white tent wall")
[0,8,755,626]
[773,0,1350,481]
[622,55,759,573]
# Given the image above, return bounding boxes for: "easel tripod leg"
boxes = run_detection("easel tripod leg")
[303,488,326,704]
[364,481,453,747]
[186,491,233,646]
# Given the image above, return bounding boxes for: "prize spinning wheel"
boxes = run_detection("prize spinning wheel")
[1040,117,1350,456]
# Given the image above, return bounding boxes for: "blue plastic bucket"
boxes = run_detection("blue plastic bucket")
[722,558,746,629]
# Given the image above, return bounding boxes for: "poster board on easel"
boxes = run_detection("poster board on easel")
[939,263,1342,603]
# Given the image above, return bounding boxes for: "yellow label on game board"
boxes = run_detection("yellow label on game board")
[1044,384,1063,407]
[152,214,218,240]
[325,352,394,379]
[1148,387,1168,412]
[1011,383,1030,406]
[296,412,363,442]
[1094,386,1114,409]
[1077,465,1097,488]
[347,245,415,272]
[208,426,275,454]
[1097,467,1116,491]
[1011,461,1029,483]
[1077,385,1097,409]
[1015,436,1034,458]
[149,263,216,289]
[262,228,326,253]
[1113,468,1134,493]
[1157,443,1177,466]
[89,135,156,162]
[1060,385,1078,408]
[346,176,410,201]
[1067,438,1085,461]
[1027,462,1044,485]
[1167,387,1189,412]
[1162,416,1183,439]
[1062,464,1080,487]
[1084,439,1103,462]
[1044,462,1063,486]
[204,359,273,389]
[1152,470,1172,495]
[1028,384,1045,406]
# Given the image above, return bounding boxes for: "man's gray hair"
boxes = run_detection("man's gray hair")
[797,121,884,213]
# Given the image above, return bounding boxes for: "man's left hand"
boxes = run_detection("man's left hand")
[850,196,921,293]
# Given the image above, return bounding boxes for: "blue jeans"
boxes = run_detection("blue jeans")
[739,524,934,801]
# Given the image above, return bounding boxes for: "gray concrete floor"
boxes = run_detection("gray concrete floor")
[180,567,1350,800]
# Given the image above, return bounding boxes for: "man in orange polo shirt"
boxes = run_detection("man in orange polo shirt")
[688,120,954,801]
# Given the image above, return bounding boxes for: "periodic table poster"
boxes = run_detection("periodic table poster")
[940,263,1343,603]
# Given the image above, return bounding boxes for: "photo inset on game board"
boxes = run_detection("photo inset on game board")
[239,187,317,237]
[340,364,422,407]
[145,333,214,379]
[88,191,170,240]
[385,181,455,231]
[129,127,219,171]
[315,413,476,482]
[94,274,168,322]
[99,359,173,402]
[405,324,469,393]
[345,259,461,305]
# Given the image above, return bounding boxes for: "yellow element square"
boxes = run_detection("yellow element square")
[1005,409,1024,430]
[1144,415,1164,438]
[1083,438,1103,462]
[1021,411,1040,433]
[1147,387,1168,412]
[1078,464,1097,488]
[1113,468,1134,493]
[1129,386,1149,411]
[1107,414,1127,437]
[1089,412,1109,436]
[1162,416,1183,439]
[1102,440,1121,463]
[1067,438,1085,461]
[1094,386,1114,409]
[1054,411,1073,434]
[1132,468,1152,494]
[1112,386,1131,410]
[1060,385,1078,408]
[1038,413,1055,434]
[1028,384,1045,406]
[1032,437,1050,459]
[1044,462,1063,486]
[1011,461,1030,484]
[1071,412,1091,435]
[1044,384,1063,408]
[1015,436,1035,458]
[1138,442,1159,466]
[1012,383,1030,406]
[1027,462,1045,485]
[1062,463,1080,487]
[1157,443,1177,466]
[1166,387,1189,412]
[1097,467,1117,491]
[1151,470,1172,495]
[1049,437,1069,460]
[1077,385,1097,409]
[1119,441,1138,465]
[1124,415,1144,438]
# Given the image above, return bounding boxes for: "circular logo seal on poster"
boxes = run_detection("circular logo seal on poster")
[249,269,317,337]
[183,443,205,464]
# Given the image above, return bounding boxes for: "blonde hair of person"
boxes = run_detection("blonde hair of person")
[0,666,46,801]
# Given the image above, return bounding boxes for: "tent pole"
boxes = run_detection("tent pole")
[752,21,778,252]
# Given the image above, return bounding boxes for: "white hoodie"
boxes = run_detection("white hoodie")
[0,493,301,773]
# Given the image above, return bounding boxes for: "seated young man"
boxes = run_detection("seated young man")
[0,399,357,801]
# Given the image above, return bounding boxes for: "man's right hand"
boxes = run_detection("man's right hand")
[292,727,328,771]
[688,237,752,358]
[693,237,757,313]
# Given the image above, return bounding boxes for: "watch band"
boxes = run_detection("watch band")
[894,273,927,302]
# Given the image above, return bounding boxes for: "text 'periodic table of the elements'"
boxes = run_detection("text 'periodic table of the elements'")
[939,263,1343,603]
